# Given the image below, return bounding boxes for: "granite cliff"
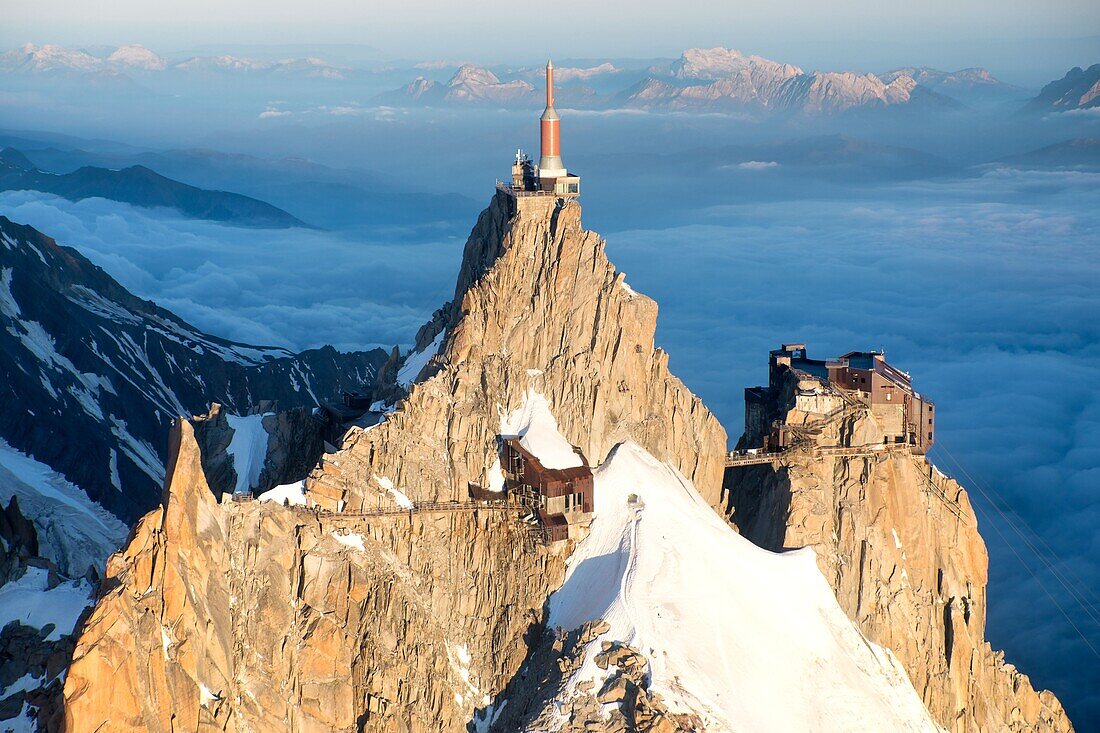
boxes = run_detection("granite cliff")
[58,193,729,731]
[54,192,1074,732]
[724,368,1073,732]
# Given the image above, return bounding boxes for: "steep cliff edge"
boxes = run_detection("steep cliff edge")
[308,193,727,513]
[61,419,565,732]
[724,370,1073,733]
[59,193,727,732]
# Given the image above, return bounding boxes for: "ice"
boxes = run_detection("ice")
[225,413,272,495]
[547,441,942,732]
[257,479,307,506]
[0,437,128,575]
[499,390,583,469]
[0,567,93,642]
[397,330,445,388]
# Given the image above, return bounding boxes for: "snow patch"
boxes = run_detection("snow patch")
[547,441,942,732]
[199,682,219,707]
[499,390,583,470]
[486,457,505,493]
[397,330,445,388]
[257,479,307,506]
[374,474,413,508]
[331,531,366,552]
[226,413,273,495]
[0,567,93,642]
[110,416,166,485]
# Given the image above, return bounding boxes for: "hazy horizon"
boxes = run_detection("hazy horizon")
[3,2,1100,86]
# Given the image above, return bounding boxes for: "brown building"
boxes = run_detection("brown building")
[500,437,594,542]
[746,343,935,454]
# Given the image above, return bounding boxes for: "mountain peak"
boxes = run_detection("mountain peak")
[0,147,35,171]
[106,44,167,71]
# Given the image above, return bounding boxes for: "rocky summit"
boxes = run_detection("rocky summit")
[52,192,1073,732]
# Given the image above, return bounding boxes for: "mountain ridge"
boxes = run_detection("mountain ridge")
[0,150,311,228]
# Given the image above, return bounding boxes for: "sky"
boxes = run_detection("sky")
[4,1,1100,84]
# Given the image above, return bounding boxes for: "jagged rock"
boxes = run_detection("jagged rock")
[314,193,727,513]
[61,419,566,731]
[724,367,1074,733]
[597,674,631,704]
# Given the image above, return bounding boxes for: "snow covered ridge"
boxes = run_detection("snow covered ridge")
[545,440,942,731]
[482,390,937,728]
[0,215,387,524]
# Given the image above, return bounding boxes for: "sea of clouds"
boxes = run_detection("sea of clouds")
[603,165,1100,724]
[0,162,1097,724]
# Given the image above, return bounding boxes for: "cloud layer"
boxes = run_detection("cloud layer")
[603,165,1100,724]
[0,191,460,352]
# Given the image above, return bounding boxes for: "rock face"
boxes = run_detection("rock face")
[62,419,566,732]
[308,193,727,513]
[724,368,1073,733]
[60,192,726,731]
[1022,64,1100,113]
[191,402,327,499]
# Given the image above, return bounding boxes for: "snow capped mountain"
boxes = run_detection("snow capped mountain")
[669,46,803,83]
[172,54,348,78]
[444,64,535,103]
[880,66,1027,105]
[624,48,936,114]
[379,47,957,115]
[105,44,167,71]
[1022,64,1100,113]
[0,44,101,73]
[380,64,537,106]
[0,44,348,80]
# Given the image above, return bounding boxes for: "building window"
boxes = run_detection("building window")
[929,418,933,425]
[928,432,933,440]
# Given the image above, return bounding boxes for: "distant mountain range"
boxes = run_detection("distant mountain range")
[0,43,349,79]
[379,48,1027,116]
[0,138,480,232]
[878,66,1028,104]
[999,138,1100,167]
[0,147,309,228]
[1020,64,1100,113]
[3,42,1096,119]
